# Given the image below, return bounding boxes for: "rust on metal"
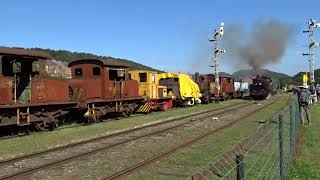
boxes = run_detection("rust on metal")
[68,58,141,121]
[0,78,13,104]
[68,58,130,68]
[0,47,76,129]
[32,79,70,103]
[197,74,236,103]
[68,58,138,100]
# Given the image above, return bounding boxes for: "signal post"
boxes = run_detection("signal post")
[210,22,225,103]
[303,19,320,103]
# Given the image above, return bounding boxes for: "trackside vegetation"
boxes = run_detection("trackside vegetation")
[288,103,320,179]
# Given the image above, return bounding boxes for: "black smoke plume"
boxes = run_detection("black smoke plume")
[223,20,293,70]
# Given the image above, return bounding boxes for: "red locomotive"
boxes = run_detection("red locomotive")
[0,47,77,131]
[68,58,143,122]
[250,75,272,100]
[196,74,235,103]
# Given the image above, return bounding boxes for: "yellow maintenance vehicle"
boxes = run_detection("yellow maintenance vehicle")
[129,70,173,112]
[158,72,201,106]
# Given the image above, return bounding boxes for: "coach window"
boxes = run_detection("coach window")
[32,61,39,74]
[139,73,147,82]
[92,67,100,76]
[109,68,125,81]
[12,61,22,74]
[75,68,82,77]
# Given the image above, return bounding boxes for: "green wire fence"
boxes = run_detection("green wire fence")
[192,96,301,180]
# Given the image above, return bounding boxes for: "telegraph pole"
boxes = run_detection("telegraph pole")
[210,22,225,103]
[303,19,320,102]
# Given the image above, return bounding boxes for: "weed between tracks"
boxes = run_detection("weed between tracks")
[128,96,289,179]
[0,100,244,160]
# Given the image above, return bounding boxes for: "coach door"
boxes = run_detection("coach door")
[2,57,39,125]
[2,57,38,104]
[109,68,126,99]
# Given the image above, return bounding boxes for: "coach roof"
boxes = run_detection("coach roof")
[0,47,50,59]
[68,58,130,68]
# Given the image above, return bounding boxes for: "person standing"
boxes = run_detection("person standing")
[293,85,311,126]
[316,84,320,100]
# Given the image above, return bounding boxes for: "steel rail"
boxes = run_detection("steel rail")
[0,101,248,166]
[0,101,252,180]
[105,98,279,180]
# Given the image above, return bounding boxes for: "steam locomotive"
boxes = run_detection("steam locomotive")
[249,75,273,100]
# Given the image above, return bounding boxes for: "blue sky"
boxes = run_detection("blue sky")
[1,0,320,75]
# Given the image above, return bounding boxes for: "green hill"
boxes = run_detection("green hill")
[232,69,292,88]
[232,69,291,80]
[31,48,159,71]
[219,72,233,77]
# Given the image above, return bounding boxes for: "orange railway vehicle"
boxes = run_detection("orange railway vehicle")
[197,74,235,103]
[0,47,77,131]
[68,59,143,121]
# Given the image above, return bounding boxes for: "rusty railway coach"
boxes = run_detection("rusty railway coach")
[68,59,143,122]
[197,74,235,103]
[0,47,77,131]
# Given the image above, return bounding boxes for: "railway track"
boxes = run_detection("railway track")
[0,101,252,180]
[105,98,280,179]
[0,125,79,141]
[0,101,249,141]
[0,113,147,141]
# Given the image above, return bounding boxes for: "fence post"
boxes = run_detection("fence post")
[236,154,244,180]
[279,115,285,180]
[289,104,294,161]
[295,103,298,147]
[295,98,302,125]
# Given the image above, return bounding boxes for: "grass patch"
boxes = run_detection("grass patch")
[0,99,244,160]
[288,103,320,180]
[130,96,290,179]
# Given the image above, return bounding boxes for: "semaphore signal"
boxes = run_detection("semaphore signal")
[209,22,226,103]
[303,19,320,102]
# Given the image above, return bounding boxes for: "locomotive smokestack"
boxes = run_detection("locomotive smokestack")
[223,20,293,70]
